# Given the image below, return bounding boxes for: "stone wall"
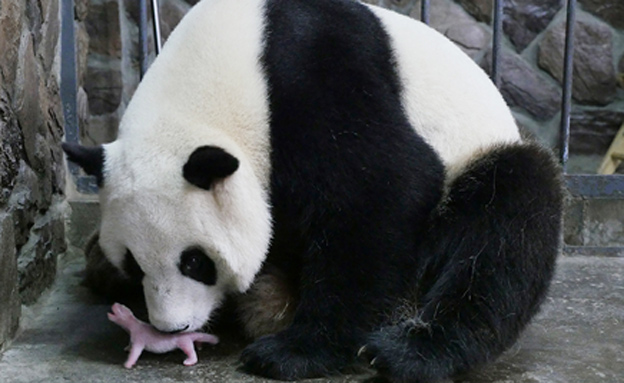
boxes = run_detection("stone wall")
[366,0,624,173]
[78,0,193,147]
[0,0,67,351]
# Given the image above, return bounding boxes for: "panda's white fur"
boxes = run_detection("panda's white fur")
[98,0,272,332]
[64,0,563,381]
[368,6,521,171]
[98,0,518,333]
[99,0,493,346]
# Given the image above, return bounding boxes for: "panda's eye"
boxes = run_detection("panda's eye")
[179,247,216,286]
[123,249,144,280]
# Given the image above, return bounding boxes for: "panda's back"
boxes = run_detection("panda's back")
[367,5,521,169]
[118,0,521,191]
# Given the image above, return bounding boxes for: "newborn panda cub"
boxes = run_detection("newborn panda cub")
[108,303,219,368]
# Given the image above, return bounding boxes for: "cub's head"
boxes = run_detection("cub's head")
[63,141,271,333]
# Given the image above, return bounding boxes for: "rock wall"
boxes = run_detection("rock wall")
[367,0,624,173]
[78,0,193,147]
[0,0,67,351]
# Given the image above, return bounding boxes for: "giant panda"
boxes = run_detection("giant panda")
[63,0,563,382]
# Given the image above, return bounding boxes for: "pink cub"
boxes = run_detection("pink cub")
[107,303,219,368]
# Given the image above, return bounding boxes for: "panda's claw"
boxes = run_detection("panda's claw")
[357,345,368,358]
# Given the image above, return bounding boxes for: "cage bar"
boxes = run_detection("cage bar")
[421,0,430,25]
[152,0,163,55]
[139,0,149,78]
[560,0,576,172]
[491,0,503,88]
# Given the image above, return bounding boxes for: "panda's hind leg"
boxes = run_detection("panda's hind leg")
[361,142,564,383]
[83,231,144,307]
[236,266,297,339]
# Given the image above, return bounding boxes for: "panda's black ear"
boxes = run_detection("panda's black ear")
[183,146,239,190]
[62,142,105,186]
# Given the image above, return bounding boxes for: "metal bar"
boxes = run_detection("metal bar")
[61,0,98,193]
[565,174,624,198]
[139,0,149,78]
[151,0,163,55]
[491,0,503,88]
[563,245,624,258]
[61,0,78,145]
[560,0,576,172]
[421,0,430,25]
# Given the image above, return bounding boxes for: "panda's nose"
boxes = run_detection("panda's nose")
[164,324,189,334]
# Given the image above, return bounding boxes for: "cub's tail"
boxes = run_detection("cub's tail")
[361,142,564,383]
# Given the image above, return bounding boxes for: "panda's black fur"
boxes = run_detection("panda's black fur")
[360,142,562,382]
[241,0,445,378]
[65,0,564,382]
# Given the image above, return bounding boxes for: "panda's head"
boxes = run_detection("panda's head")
[63,140,272,333]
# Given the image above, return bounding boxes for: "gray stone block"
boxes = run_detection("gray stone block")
[75,0,90,21]
[0,0,25,88]
[15,203,67,306]
[538,19,617,106]
[68,200,101,249]
[503,0,562,51]
[456,0,492,23]
[482,50,561,121]
[0,213,21,352]
[582,199,624,247]
[159,0,191,41]
[364,0,416,16]
[84,57,123,115]
[0,90,22,206]
[76,23,90,85]
[579,0,624,29]
[570,109,624,155]
[14,32,45,170]
[563,195,584,246]
[17,233,58,305]
[445,22,490,59]
[407,0,491,59]
[85,0,122,59]
[563,196,624,247]
[84,112,121,146]
[37,0,60,73]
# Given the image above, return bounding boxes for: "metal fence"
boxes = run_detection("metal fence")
[61,0,96,193]
[62,0,623,197]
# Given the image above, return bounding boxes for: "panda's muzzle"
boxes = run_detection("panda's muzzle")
[163,324,189,334]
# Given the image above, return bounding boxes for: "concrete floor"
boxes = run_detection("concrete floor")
[0,247,623,383]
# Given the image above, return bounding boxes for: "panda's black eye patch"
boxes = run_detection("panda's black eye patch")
[123,250,144,280]
[179,248,217,286]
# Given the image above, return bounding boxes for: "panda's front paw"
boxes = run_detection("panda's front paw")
[359,325,406,378]
[359,323,445,383]
[239,330,343,380]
